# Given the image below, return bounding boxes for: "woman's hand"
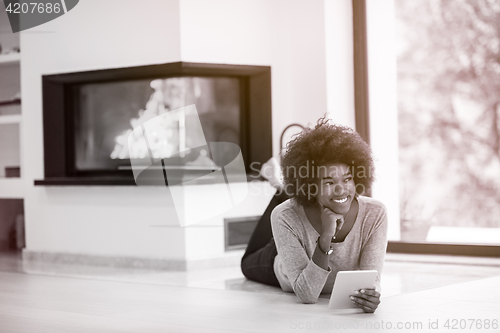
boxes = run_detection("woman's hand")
[350,289,381,313]
[318,202,343,236]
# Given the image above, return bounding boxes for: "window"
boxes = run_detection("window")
[356,0,500,252]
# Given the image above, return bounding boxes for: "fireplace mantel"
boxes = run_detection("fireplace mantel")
[34,174,261,186]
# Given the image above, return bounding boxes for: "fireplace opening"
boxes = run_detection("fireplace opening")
[36,62,272,186]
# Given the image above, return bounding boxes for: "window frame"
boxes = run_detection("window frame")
[352,0,500,257]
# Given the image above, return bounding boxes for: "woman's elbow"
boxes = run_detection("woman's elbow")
[296,291,319,304]
[301,297,318,304]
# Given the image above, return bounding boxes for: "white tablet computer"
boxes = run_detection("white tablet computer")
[328,270,378,313]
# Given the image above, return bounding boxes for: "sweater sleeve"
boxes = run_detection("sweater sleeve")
[358,202,388,292]
[271,207,331,304]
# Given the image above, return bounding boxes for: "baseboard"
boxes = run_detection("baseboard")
[385,252,500,267]
[22,249,245,271]
[387,241,500,257]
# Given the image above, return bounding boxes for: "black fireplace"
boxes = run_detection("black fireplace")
[35,62,272,185]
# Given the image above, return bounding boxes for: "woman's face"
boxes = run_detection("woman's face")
[315,163,356,215]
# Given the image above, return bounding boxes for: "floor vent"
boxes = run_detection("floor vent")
[224,216,260,251]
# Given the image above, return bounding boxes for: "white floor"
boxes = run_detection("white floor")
[0,263,499,332]
[2,251,500,298]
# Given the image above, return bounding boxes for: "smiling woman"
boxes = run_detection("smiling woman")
[241,117,388,313]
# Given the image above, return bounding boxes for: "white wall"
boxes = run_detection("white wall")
[324,0,356,128]
[21,0,355,261]
[21,0,187,259]
[267,0,329,152]
[366,0,400,240]
[180,0,330,155]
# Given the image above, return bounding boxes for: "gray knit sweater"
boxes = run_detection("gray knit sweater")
[271,195,388,304]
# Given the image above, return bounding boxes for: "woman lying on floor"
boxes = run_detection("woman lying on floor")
[241,117,388,313]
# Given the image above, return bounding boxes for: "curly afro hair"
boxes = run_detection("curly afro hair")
[280,117,374,206]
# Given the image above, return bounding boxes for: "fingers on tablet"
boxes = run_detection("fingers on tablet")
[356,289,380,298]
[350,294,381,307]
[363,305,375,313]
